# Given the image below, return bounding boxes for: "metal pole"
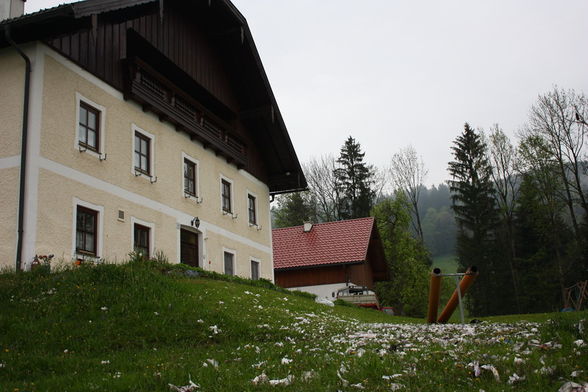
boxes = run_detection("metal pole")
[437,266,478,323]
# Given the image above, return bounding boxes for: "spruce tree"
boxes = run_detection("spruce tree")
[333,136,375,219]
[272,192,317,228]
[447,123,508,316]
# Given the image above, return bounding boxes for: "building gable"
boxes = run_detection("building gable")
[0,0,306,194]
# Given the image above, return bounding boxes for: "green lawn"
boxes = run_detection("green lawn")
[0,262,586,391]
[432,253,459,273]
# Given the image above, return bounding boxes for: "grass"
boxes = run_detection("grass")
[0,261,586,391]
[432,253,459,273]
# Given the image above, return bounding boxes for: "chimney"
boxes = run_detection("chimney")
[303,221,313,233]
[0,0,25,21]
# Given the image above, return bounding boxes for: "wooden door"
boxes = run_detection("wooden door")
[180,229,199,267]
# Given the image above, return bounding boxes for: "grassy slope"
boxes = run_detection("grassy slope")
[0,262,586,391]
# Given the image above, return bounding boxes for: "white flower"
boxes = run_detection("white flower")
[168,378,200,391]
[507,373,525,384]
[196,319,204,323]
[252,361,266,369]
[573,339,585,347]
[209,325,221,334]
[268,375,294,386]
[514,357,524,365]
[558,381,588,392]
[301,370,316,381]
[218,301,224,305]
[281,357,293,365]
[101,360,110,365]
[100,306,108,311]
[206,359,219,368]
[251,372,268,385]
[534,366,555,375]
[480,364,500,381]
[390,384,405,391]
[351,383,365,389]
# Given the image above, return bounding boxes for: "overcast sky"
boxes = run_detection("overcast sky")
[27,0,588,186]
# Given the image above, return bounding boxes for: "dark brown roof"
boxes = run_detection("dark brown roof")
[0,0,306,194]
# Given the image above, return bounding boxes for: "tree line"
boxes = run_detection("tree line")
[272,86,588,317]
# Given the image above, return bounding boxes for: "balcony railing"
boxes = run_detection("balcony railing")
[125,58,247,167]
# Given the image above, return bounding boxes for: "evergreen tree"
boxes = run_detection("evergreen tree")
[334,136,376,219]
[513,174,570,312]
[272,192,317,228]
[447,123,510,316]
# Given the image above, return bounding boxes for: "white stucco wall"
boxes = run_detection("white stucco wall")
[0,43,274,280]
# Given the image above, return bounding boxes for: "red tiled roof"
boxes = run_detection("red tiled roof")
[272,217,375,270]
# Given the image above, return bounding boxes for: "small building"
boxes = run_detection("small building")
[272,218,389,300]
[0,0,306,278]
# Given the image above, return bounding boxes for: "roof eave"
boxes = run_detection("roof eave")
[275,260,365,272]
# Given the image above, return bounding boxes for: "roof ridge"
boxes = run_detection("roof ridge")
[272,216,374,231]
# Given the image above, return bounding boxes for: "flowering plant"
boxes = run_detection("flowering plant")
[31,254,53,271]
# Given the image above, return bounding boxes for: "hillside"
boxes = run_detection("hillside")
[0,262,586,391]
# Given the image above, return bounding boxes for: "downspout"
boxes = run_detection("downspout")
[5,25,31,271]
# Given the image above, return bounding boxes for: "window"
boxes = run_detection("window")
[248,194,257,225]
[224,251,235,276]
[78,102,100,152]
[184,159,196,196]
[221,179,232,213]
[76,206,98,256]
[251,259,260,280]
[134,132,151,175]
[134,224,150,258]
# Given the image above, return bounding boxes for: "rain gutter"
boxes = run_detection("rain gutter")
[4,25,31,271]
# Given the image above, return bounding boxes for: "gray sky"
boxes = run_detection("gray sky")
[28,0,588,186]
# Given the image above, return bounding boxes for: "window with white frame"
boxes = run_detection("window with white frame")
[131,217,154,259]
[78,102,100,152]
[76,206,98,256]
[75,93,105,157]
[221,178,233,213]
[72,198,103,259]
[134,132,150,175]
[248,193,257,225]
[133,223,150,258]
[224,250,235,276]
[251,259,260,280]
[182,153,199,199]
[132,125,155,178]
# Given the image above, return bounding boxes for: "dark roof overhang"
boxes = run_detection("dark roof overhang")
[275,260,366,272]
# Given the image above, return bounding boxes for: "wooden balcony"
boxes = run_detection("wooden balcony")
[124,58,247,168]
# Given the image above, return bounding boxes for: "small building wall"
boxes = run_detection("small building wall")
[275,261,375,290]
[288,282,357,301]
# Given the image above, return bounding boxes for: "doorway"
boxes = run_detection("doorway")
[180,228,199,267]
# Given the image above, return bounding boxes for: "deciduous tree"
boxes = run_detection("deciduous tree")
[389,145,428,243]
